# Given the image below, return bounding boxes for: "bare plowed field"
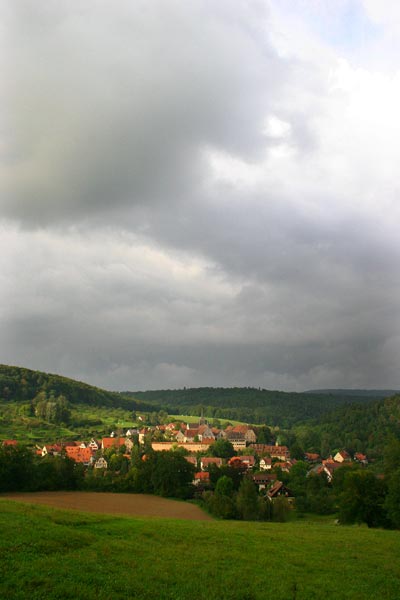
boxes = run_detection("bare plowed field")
[3,491,212,520]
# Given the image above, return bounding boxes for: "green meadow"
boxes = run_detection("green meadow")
[1,499,400,600]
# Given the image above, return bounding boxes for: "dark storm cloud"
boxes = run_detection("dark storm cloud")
[2,0,290,224]
[1,1,399,391]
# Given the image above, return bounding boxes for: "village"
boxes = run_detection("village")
[3,415,369,506]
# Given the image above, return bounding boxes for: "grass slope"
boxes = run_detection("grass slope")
[0,400,137,444]
[1,499,400,600]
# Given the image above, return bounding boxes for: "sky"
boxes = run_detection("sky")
[1,0,400,392]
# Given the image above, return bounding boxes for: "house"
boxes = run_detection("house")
[259,457,272,471]
[40,444,62,457]
[228,456,247,469]
[2,439,18,447]
[65,446,94,465]
[253,472,277,491]
[185,456,197,467]
[184,428,199,442]
[225,431,246,450]
[267,480,294,501]
[304,452,320,463]
[175,431,186,443]
[124,438,134,453]
[193,472,210,486]
[200,457,223,471]
[230,425,257,443]
[125,429,139,437]
[198,425,215,441]
[101,437,126,451]
[138,428,150,444]
[334,450,351,463]
[87,438,99,451]
[94,457,108,469]
[212,428,225,440]
[322,461,344,482]
[250,445,290,460]
[236,455,256,468]
[151,442,213,452]
[273,461,294,473]
[354,452,368,465]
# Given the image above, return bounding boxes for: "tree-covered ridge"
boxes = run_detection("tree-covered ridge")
[307,394,400,457]
[0,365,153,412]
[126,386,384,427]
[306,389,399,397]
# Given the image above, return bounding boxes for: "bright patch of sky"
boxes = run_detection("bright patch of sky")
[269,0,381,60]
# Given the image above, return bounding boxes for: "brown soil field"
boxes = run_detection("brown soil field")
[3,491,213,521]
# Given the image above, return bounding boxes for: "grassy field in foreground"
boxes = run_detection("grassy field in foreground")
[1,500,400,599]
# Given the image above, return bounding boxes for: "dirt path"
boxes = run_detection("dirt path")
[3,491,213,521]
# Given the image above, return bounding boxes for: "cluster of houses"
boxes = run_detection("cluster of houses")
[305,450,368,482]
[2,419,368,502]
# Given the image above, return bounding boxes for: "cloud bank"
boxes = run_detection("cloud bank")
[1,0,399,391]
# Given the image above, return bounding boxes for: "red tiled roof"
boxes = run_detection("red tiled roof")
[305,452,320,461]
[355,452,367,461]
[337,450,351,459]
[239,455,255,465]
[102,437,126,449]
[194,472,210,480]
[201,457,222,465]
[65,447,94,463]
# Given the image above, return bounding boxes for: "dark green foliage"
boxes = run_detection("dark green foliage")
[33,392,71,424]
[236,476,260,520]
[0,445,36,492]
[271,496,291,522]
[35,456,83,491]
[205,476,237,519]
[384,468,400,528]
[304,473,335,515]
[149,451,195,498]
[127,386,382,427]
[338,471,388,528]
[290,442,305,460]
[310,395,400,456]
[0,446,84,493]
[209,438,235,458]
[215,475,234,496]
[208,464,245,491]
[86,450,195,498]
[0,364,153,412]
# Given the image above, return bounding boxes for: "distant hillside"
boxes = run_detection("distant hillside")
[308,393,400,456]
[124,387,380,427]
[0,365,154,412]
[306,389,398,398]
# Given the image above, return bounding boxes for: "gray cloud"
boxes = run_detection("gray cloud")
[2,0,289,224]
[1,1,399,391]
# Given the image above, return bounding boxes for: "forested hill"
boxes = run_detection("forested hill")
[0,365,153,412]
[306,388,398,398]
[307,393,400,456]
[124,387,383,427]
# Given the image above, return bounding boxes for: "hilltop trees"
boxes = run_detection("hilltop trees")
[33,391,71,424]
